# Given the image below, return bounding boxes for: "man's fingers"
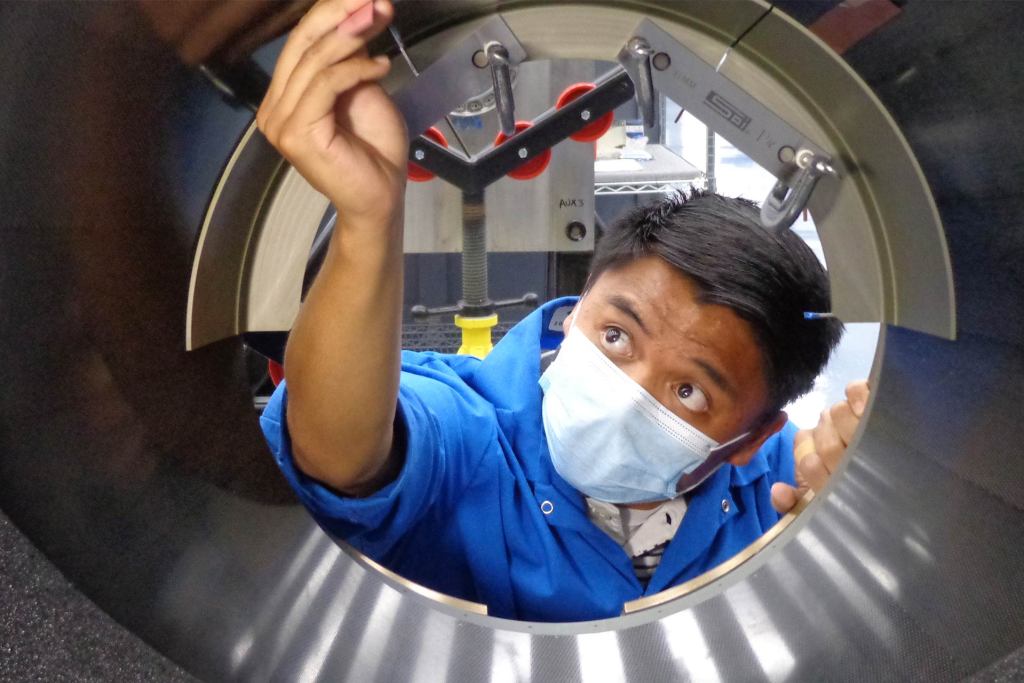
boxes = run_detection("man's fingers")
[797,451,830,492]
[270,28,373,135]
[829,400,860,449]
[284,56,391,136]
[263,0,392,120]
[771,482,802,514]
[783,386,869,503]
[812,408,845,472]
[794,429,814,460]
[845,379,870,418]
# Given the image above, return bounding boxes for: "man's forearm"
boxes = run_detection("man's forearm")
[283,211,405,492]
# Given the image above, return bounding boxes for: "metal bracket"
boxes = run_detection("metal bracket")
[485,41,516,137]
[408,68,635,194]
[617,37,657,129]
[627,19,836,189]
[760,149,836,233]
[390,16,527,139]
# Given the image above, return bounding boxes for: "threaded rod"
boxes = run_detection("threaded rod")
[461,190,489,310]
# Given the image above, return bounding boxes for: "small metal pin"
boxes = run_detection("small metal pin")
[388,25,419,77]
[715,5,773,73]
[715,47,732,73]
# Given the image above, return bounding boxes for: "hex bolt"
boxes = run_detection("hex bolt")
[565,221,587,242]
[414,149,425,161]
[518,147,528,159]
[581,109,592,121]
[462,192,488,308]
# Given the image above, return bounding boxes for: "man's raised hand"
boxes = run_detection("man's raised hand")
[771,380,871,513]
[256,0,408,227]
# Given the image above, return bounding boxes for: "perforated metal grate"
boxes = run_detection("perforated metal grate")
[401,321,518,354]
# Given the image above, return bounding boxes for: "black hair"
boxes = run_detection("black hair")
[587,188,844,414]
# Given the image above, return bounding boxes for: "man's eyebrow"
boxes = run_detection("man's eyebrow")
[694,358,736,398]
[606,295,650,335]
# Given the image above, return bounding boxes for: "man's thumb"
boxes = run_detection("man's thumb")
[771,482,803,514]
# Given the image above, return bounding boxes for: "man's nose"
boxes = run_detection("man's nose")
[625,363,664,401]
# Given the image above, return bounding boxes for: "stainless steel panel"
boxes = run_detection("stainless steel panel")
[638,17,830,176]
[391,14,527,140]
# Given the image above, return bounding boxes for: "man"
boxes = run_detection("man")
[256,0,869,622]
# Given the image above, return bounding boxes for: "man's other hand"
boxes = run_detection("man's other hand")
[771,380,870,513]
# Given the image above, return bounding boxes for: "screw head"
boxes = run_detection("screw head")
[777,145,796,165]
[580,109,592,121]
[414,149,425,161]
[565,221,587,242]
[628,37,652,56]
[518,147,528,159]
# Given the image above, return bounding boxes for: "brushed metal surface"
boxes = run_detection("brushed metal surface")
[2,1,1023,681]
[188,0,952,354]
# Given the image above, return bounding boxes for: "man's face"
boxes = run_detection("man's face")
[566,255,778,465]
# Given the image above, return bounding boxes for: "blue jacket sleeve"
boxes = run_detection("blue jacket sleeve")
[258,351,497,557]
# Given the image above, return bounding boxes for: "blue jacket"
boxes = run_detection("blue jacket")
[260,297,797,622]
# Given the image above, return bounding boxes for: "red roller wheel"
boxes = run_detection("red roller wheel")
[493,121,552,181]
[555,83,614,143]
[407,127,448,182]
[268,359,284,387]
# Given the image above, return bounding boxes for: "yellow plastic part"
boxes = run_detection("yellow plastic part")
[454,313,498,358]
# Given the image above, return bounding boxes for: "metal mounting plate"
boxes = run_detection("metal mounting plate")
[392,14,527,139]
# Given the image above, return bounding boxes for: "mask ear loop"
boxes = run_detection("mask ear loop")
[546,294,585,368]
[565,291,587,335]
[674,410,784,494]
[567,272,602,334]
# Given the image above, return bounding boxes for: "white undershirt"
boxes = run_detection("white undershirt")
[586,496,688,585]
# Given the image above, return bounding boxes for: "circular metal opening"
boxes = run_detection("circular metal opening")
[187,0,952,639]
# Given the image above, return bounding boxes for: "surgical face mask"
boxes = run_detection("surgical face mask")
[539,326,752,504]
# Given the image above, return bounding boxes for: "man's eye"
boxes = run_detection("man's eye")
[676,383,709,413]
[600,326,631,353]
